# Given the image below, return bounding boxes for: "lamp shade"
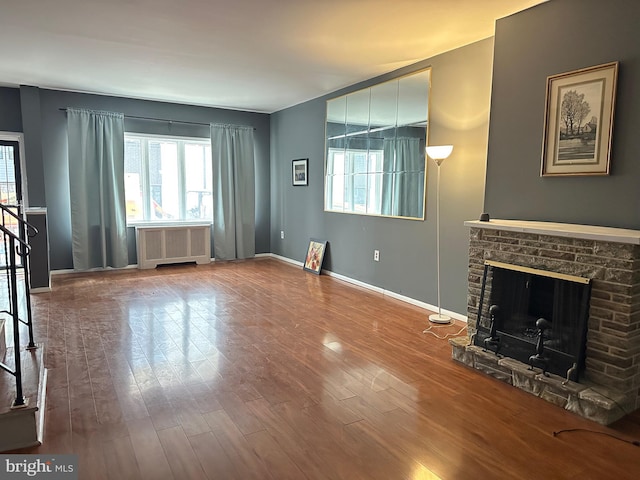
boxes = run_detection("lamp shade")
[426,145,453,166]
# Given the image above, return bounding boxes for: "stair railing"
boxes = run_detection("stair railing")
[0,203,38,408]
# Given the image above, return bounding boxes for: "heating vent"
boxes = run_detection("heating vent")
[135,224,211,269]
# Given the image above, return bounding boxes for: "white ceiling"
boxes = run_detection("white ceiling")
[0,0,546,114]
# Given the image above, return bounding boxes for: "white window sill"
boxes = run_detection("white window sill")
[128,220,212,229]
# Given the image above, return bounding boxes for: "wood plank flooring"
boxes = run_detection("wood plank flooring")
[8,258,640,479]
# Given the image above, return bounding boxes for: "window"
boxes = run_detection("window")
[325,147,384,215]
[124,134,212,223]
[0,143,18,205]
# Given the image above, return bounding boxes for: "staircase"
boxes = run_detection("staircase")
[0,204,47,452]
[0,340,46,452]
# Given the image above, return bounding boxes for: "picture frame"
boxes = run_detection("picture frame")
[292,158,308,186]
[541,61,618,177]
[303,238,327,275]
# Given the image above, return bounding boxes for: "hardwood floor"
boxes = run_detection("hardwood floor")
[9,258,640,479]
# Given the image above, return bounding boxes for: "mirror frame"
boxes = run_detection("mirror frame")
[323,67,431,220]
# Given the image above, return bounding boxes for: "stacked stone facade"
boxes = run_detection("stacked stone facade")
[463,225,640,421]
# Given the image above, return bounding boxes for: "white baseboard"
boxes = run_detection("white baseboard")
[51,264,140,276]
[30,286,51,294]
[268,253,467,322]
[270,253,303,267]
[50,269,74,276]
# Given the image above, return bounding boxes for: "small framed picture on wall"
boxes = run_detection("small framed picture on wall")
[292,158,308,186]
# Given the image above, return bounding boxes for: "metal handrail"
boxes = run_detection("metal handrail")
[0,202,38,408]
[0,203,38,238]
[0,235,26,407]
[0,223,30,251]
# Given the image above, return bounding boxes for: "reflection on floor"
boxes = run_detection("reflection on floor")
[7,258,640,479]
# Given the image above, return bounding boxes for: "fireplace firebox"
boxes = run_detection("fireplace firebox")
[473,261,592,382]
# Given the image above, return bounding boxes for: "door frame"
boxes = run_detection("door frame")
[0,131,28,209]
[0,132,28,269]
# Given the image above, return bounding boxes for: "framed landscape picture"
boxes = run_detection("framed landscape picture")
[303,238,327,275]
[292,158,308,186]
[541,61,618,176]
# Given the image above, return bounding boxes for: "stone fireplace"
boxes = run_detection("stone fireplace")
[451,219,640,425]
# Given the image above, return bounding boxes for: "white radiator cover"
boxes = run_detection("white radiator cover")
[135,224,211,269]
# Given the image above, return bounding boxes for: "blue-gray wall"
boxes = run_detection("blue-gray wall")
[0,87,22,132]
[20,86,46,207]
[485,0,640,229]
[15,87,270,270]
[270,39,494,316]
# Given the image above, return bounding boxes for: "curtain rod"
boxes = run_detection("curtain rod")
[58,108,255,129]
[128,114,211,127]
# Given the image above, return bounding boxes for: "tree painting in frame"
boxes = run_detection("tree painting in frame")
[303,238,327,275]
[292,158,308,186]
[541,61,618,176]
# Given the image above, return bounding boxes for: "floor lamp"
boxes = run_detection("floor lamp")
[425,145,453,325]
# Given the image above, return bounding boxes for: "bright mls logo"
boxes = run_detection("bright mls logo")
[1,455,78,479]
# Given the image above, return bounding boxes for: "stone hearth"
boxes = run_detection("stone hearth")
[455,219,640,425]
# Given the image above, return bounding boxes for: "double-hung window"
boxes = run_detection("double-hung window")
[325,147,384,214]
[124,134,212,223]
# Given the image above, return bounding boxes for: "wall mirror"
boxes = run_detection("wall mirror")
[324,68,431,219]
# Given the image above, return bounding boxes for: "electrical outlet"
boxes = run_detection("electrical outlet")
[280,230,285,239]
[374,250,380,262]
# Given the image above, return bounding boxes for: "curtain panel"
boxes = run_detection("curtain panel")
[67,108,128,270]
[211,124,256,260]
[381,137,422,217]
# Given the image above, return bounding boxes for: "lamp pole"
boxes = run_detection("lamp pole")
[425,146,453,325]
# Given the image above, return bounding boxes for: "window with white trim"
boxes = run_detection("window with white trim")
[124,134,212,223]
[325,147,384,215]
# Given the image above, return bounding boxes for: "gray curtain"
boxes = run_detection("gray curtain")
[381,137,422,217]
[381,139,396,215]
[67,108,128,270]
[211,124,256,260]
[395,137,423,217]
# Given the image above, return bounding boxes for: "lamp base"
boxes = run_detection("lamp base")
[429,313,452,324]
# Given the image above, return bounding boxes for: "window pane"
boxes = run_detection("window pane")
[367,151,383,214]
[0,145,17,205]
[369,150,383,173]
[124,138,144,221]
[353,150,368,174]
[185,143,213,220]
[0,145,19,258]
[149,141,179,220]
[346,150,367,213]
[328,151,345,211]
[353,173,367,212]
[367,173,383,215]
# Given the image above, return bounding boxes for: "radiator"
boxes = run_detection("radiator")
[135,224,211,269]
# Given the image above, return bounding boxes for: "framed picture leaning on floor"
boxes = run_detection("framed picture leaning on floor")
[303,238,327,275]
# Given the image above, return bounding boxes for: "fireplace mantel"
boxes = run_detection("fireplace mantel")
[464,219,640,245]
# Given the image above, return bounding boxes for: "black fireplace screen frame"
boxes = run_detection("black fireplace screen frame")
[473,261,592,382]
